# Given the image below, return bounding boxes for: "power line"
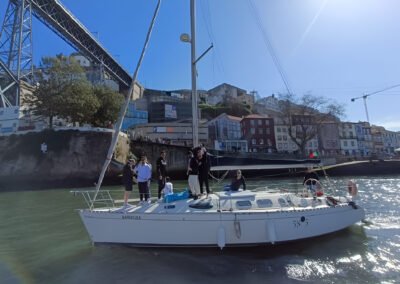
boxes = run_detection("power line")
[246,0,293,95]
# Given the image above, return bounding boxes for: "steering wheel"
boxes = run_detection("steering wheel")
[302,178,323,197]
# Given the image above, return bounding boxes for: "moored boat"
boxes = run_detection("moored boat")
[76,164,365,249]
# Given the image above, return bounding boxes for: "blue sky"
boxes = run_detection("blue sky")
[1,0,400,131]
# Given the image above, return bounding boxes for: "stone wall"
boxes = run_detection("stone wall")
[0,129,129,190]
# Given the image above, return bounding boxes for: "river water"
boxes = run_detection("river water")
[0,176,399,283]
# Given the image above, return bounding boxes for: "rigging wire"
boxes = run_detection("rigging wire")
[199,0,226,78]
[90,0,162,210]
[246,0,293,95]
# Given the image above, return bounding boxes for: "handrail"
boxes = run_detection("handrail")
[71,190,115,209]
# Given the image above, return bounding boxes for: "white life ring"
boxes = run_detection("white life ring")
[347,180,358,197]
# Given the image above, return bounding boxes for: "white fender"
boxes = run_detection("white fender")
[217,226,226,250]
[347,180,358,197]
[267,220,276,244]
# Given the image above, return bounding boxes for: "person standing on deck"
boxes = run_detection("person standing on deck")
[122,159,135,208]
[199,146,211,195]
[134,155,152,204]
[187,147,202,199]
[156,150,167,200]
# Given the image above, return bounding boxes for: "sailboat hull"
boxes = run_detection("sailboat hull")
[79,198,365,247]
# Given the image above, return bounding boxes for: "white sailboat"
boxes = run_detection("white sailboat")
[74,0,365,249]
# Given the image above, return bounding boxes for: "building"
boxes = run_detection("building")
[339,122,359,156]
[241,114,275,152]
[318,122,341,155]
[354,122,372,157]
[70,52,119,91]
[274,125,299,153]
[207,83,248,105]
[129,120,209,147]
[121,102,148,131]
[144,89,192,123]
[207,113,248,152]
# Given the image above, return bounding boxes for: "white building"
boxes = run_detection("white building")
[274,125,298,153]
[339,122,359,156]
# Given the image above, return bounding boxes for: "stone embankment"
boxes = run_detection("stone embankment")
[0,128,129,190]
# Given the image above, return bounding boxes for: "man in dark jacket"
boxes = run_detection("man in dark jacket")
[156,150,167,199]
[198,146,211,195]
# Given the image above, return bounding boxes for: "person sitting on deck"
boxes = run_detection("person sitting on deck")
[226,170,246,191]
[161,177,174,198]
[303,167,319,194]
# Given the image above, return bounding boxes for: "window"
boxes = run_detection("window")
[257,199,273,208]
[278,198,288,207]
[258,120,262,126]
[236,200,252,210]
[259,138,264,145]
[344,141,348,147]
[258,128,263,135]
[266,128,270,135]
[250,120,255,126]
[277,135,282,141]
[265,120,269,125]
[252,139,256,145]
[351,141,355,147]
[283,136,287,141]
[251,128,255,135]
[277,127,281,132]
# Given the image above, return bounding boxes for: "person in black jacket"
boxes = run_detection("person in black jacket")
[122,159,135,208]
[198,146,211,195]
[230,170,246,191]
[156,150,167,199]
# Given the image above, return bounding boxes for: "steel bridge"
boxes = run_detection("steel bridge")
[0,0,133,111]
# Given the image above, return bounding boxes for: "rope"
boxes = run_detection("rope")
[209,170,229,184]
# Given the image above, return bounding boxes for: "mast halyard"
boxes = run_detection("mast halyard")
[90,0,162,209]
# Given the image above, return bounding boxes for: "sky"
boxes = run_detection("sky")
[1,0,400,131]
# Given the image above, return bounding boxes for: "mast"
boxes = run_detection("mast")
[190,0,199,148]
[90,0,161,209]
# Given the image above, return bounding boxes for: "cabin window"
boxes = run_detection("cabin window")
[278,198,288,207]
[236,200,252,210]
[257,199,273,208]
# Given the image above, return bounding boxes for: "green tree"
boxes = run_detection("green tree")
[24,54,95,127]
[60,80,100,125]
[90,86,124,127]
[278,93,345,155]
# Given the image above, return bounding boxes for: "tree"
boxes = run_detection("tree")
[60,80,100,125]
[278,93,345,155]
[90,86,124,127]
[24,54,91,128]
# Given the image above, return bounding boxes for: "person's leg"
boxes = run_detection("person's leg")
[124,184,132,205]
[145,181,150,202]
[138,183,145,201]
[158,178,163,199]
[199,175,204,194]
